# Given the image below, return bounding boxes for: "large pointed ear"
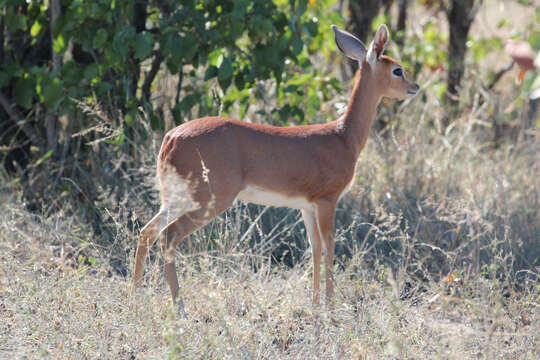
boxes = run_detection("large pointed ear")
[367,24,389,68]
[332,25,367,63]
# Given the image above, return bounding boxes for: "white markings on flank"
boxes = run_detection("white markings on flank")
[236,185,314,211]
[158,163,200,233]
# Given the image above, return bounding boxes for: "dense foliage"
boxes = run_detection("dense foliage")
[0,0,340,171]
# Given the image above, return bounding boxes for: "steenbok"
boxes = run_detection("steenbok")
[133,24,419,312]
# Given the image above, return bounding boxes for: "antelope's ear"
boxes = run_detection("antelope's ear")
[332,25,367,63]
[367,24,389,68]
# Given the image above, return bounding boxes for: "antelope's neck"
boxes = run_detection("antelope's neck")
[338,65,381,157]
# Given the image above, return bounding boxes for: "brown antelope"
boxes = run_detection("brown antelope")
[133,24,419,311]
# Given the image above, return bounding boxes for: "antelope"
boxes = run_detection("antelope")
[132,24,419,311]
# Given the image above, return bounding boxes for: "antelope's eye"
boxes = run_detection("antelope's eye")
[392,68,403,77]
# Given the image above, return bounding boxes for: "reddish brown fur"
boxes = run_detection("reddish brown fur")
[132,26,419,310]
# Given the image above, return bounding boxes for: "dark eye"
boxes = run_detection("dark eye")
[392,68,403,77]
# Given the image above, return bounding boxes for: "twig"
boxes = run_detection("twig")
[0,90,45,152]
[487,61,514,90]
[141,51,163,101]
[175,65,184,105]
[54,114,74,186]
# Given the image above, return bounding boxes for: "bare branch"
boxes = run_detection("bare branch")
[0,91,45,152]
[487,61,514,91]
[141,51,163,101]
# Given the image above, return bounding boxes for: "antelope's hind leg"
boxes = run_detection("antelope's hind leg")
[131,205,209,315]
[159,209,210,307]
[132,210,167,291]
[159,198,236,313]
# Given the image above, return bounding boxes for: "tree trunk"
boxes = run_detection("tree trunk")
[346,0,384,74]
[0,11,4,64]
[45,0,62,154]
[395,0,409,45]
[141,51,163,101]
[129,1,148,99]
[445,0,480,122]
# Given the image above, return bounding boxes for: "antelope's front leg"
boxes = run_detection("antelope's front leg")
[302,209,322,306]
[315,200,337,306]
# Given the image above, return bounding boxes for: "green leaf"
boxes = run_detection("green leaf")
[305,19,318,37]
[95,81,112,93]
[291,36,303,56]
[328,78,341,92]
[15,77,35,109]
[234,70,246,90]
[529,73,540,93]
[84,64,99,81]
[88,256,98,267]
[60,61,79,87]
[149,112,163,131]
[204,65,218,80]
[278,104,291,122]
[231,1,247,19]
[53,34,66,54]
[36,150,54,166]
[283,84,299,93]
[273,65,283,87]
[113,31,130,57]
[6,12,27,31]
[295,0,308,16]
[433,82,447,101]
[30,21,42,37]
[160,33,178,58]
[0,72,10,88]
[4,59,21,77]
[307,87,320,111]
[179,34,198,62]
[125,108,138,126]
[260,19,273,35]
[166,58,181,74]
[171,104,182,124]
[425,28,437,42]
[288,73,311,86]
[178,93,200,112]
[528,31,540,51]
[218,57,234,91]
[43,77,63,109]
[135,31,153,59]
[93,29,108,49]
[162,34,184,72]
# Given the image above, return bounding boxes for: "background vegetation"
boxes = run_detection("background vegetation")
[1,0,539,358]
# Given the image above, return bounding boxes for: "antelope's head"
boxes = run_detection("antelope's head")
[332,24,419,100]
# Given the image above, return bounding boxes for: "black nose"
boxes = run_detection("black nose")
[413,83,420,91]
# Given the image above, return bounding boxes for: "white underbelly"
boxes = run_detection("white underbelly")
[236,185,313,211]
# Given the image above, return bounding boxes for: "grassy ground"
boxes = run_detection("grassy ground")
[0,204,538,359]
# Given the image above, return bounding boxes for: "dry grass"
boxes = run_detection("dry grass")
[1,110,539,358]
[0,204,538,359]
[1,4,539,356]
[2,120,539,358]
[2,92,540,359]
